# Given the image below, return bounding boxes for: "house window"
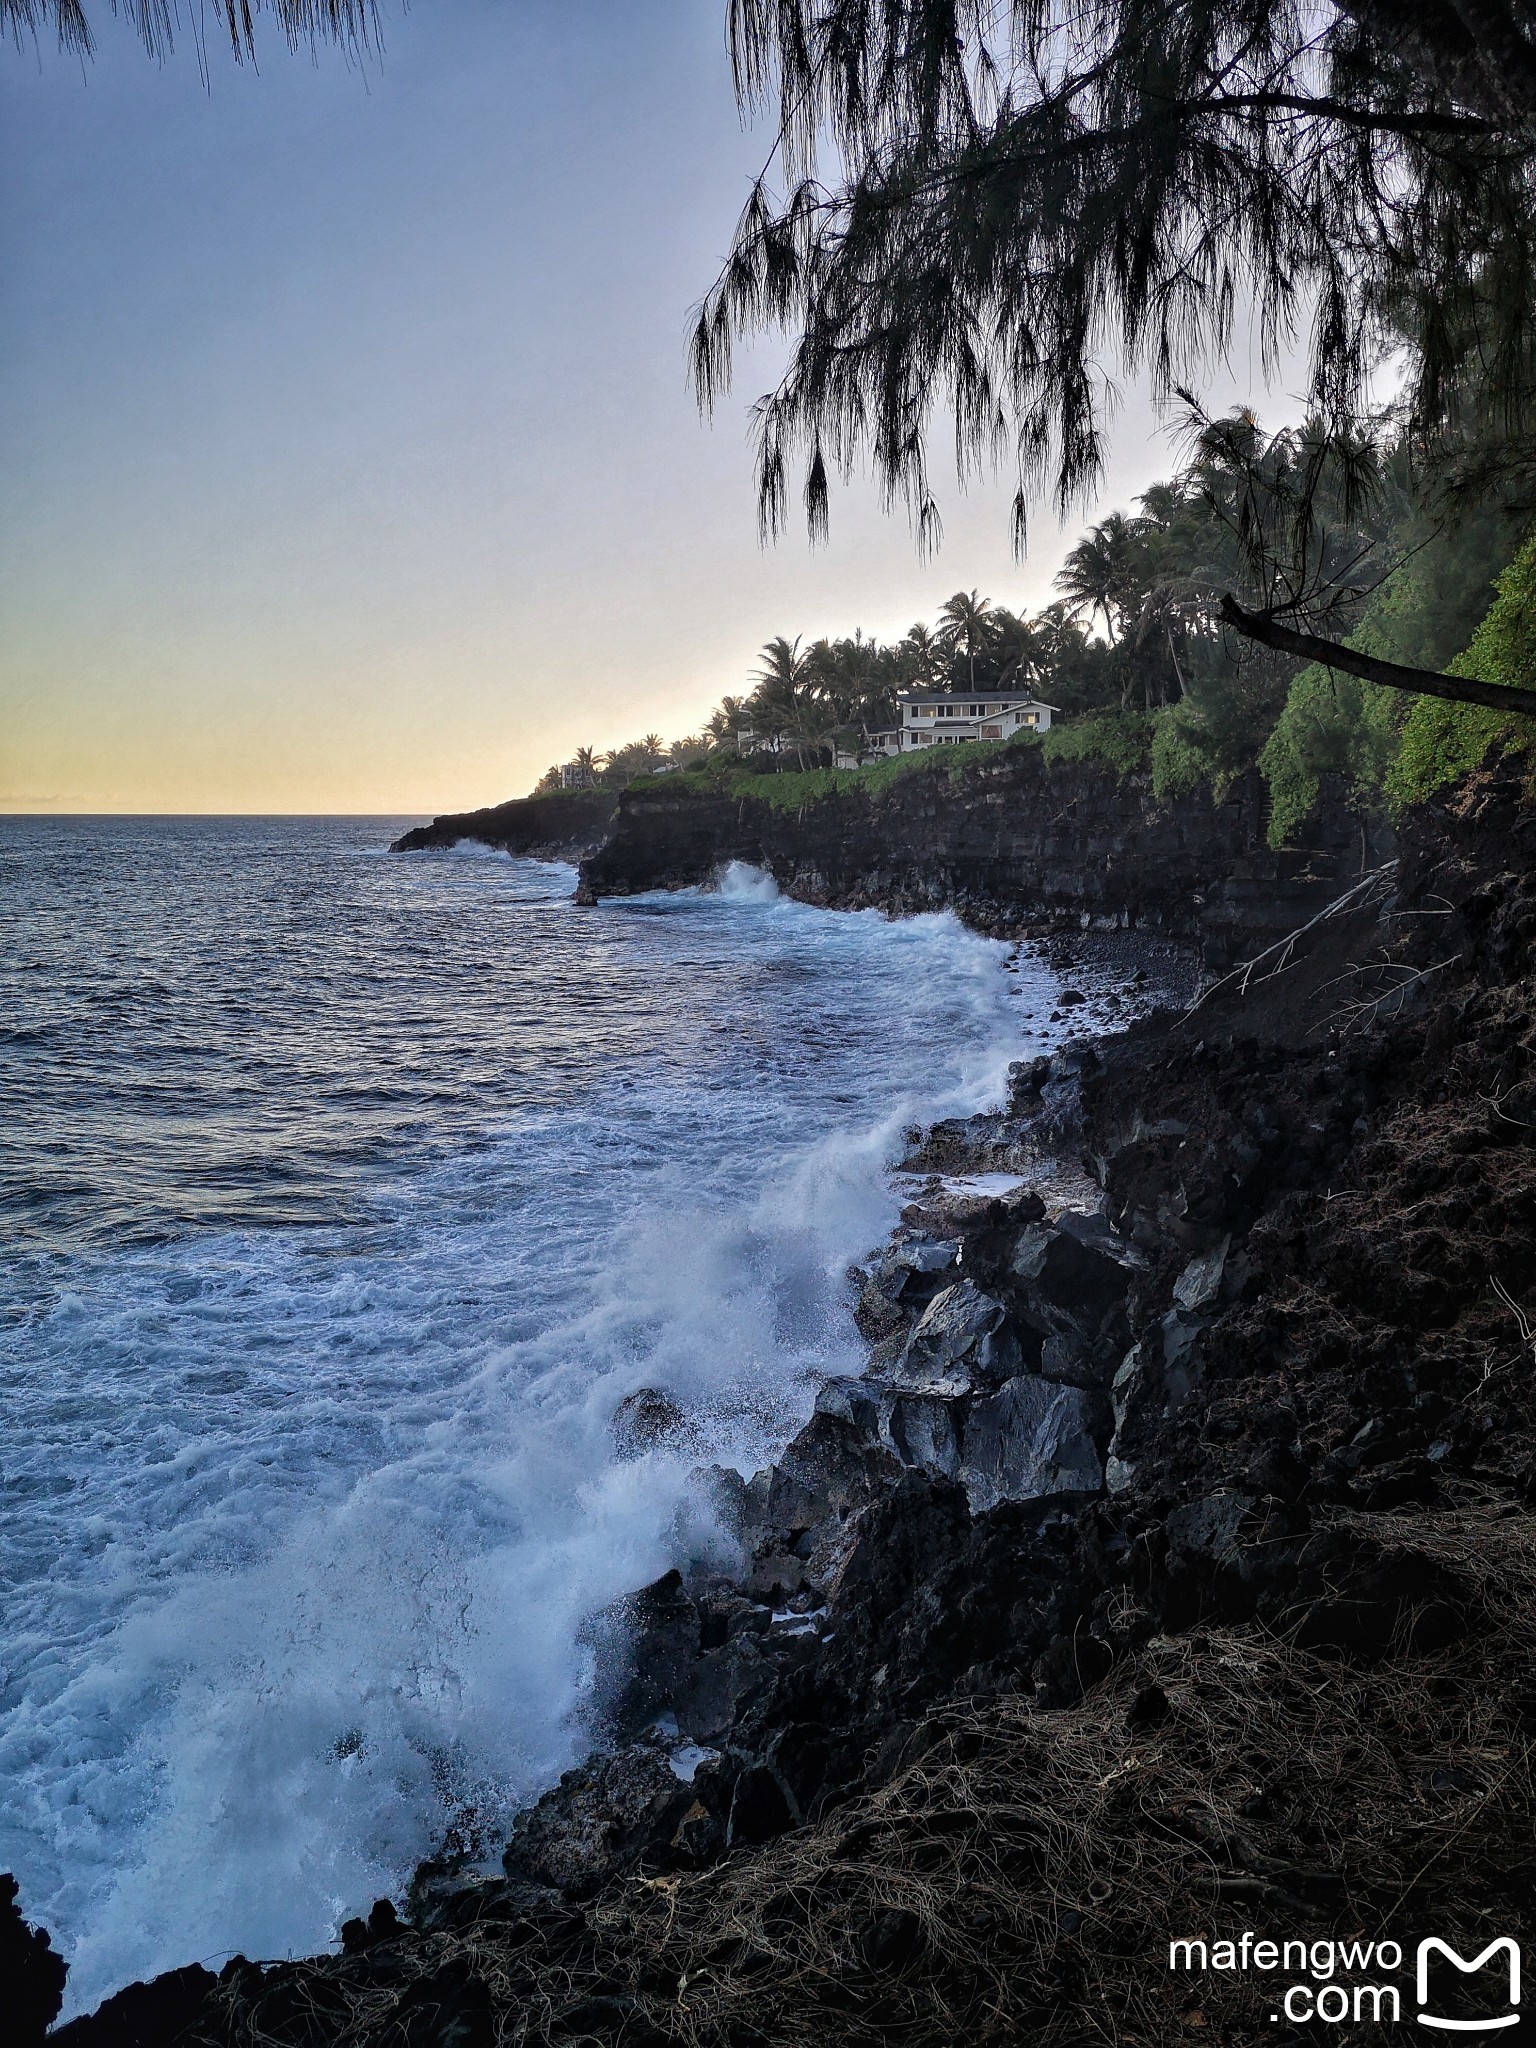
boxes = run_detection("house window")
[981,723,1001,739]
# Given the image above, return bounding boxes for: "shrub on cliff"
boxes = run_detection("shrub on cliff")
[1259,504,1526,843]
[1041,713,1152,779]
[1386,532,1536,812]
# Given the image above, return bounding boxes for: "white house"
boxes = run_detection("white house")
[878,689,1056,755]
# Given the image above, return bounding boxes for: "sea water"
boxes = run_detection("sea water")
[0,816,1059,2013]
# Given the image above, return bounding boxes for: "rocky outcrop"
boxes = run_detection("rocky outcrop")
[391,789,618,859]
[577,752,1386,966]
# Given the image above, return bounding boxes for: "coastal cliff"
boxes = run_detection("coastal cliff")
[18,764,1536,2047]
[391,789,618,860]
[576,749,1384,967]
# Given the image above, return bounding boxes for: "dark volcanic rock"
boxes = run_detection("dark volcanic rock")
[959,1375,1105,1510]
[501,1744,694,1897]
[49,762,1536,2048]
[610,1386,689,1458]
[885,1280,1018,1394]
[3,1873,67,2047]
[578,751,1381,966]
[52,1963,218,2048]
[391,788,617,859]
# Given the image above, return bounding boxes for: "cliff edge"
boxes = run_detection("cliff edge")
[576,749,1385,968]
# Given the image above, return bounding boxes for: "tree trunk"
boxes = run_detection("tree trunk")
[1219,595,1536,716]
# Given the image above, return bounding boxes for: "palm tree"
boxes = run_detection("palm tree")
[1056,515,1145,645]
[749,636,812,761]
[989,609,1048,696]
[898,623,945,686]
[705,695,751,749]
[936,590,994,690]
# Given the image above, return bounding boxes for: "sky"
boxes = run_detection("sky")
[0,1,1300,815]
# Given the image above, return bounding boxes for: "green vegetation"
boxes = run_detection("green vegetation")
[534,583,1119,798]
[1044,714,1152,779]
[1252,511,1536,841]
[542,408,1536,839]
[1386,536,1536,812]
[641,738,1029,812]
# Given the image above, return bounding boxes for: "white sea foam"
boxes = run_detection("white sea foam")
[0,839,1058,2012]
[713,859,782,903]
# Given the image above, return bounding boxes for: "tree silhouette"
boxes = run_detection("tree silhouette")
[694,2,1536,715]
[4,0,373,59]
[936,590,994,690]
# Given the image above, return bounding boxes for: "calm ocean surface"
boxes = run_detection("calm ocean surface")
[0,816,1057,2011]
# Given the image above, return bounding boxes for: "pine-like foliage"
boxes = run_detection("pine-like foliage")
[696,0,1536,546]
[2,0,374,60]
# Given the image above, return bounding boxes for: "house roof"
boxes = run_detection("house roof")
[895,690,1060,710]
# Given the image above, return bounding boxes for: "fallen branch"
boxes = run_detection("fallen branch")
[1182,862,1398,1019]
[1326,955,1458,1034]
[1491,1277,1536,1365]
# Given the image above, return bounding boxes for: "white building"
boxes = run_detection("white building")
[872,689,1057,755]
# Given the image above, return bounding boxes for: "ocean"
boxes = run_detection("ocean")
[0,815,1059,2013]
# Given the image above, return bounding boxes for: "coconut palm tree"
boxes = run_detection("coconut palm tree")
[936,590,994,690]
[748,636,812,761]
[705,695,751,749]
[897,623,945,687]
[1056,515,1146,645]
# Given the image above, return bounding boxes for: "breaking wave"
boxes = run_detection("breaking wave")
[0,817,1057,2011]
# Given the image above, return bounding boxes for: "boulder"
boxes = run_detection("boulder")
[610,1386,689,1458]
[1104,1306,1208,1487]
[885,1393,963,1480]
[852,1280,908,1340]
[813,1376,884,1440]
[502,1744,694,1896]
[959,1376,1104,1512]
[604,1570,702,1737]
[866,1237,959,1294]
[893,1236,963,1275]
[1011,1212,1141,1318]
[691,1462,768,1542]
[1172,1235,1230,1312]
[671,1632,777,1745]
[747,1410,901,1601]
[886,1281,1019,1395]
[1007,1056,1053,1114]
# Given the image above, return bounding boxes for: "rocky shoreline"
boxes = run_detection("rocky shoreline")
[14,764,1536,2045]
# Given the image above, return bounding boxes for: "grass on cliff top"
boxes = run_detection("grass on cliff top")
[633,745,1001,808]
[626,719,1151,813]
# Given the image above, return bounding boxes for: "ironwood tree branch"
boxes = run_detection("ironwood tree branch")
[1219,594,1536,714]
